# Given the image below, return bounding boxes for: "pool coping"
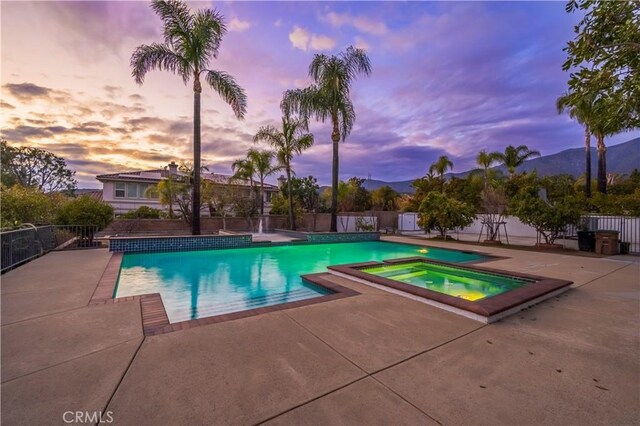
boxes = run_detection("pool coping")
[89,253,359,336]
[326,257,573,321]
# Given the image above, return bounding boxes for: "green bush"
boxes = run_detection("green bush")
[122,206,162,219]
[55,195,114,230]
[0,185,59,227]
[418,192,475,238]
[510,192,582,245]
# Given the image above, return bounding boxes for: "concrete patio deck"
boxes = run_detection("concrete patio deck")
[1,237,638,425]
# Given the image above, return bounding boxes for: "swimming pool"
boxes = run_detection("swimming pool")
[115,241,486,323]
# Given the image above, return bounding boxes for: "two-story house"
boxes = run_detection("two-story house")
[96,162,279,215]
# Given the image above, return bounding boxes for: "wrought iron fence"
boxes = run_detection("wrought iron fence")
[1,225,100,273]
[567,215,640,254]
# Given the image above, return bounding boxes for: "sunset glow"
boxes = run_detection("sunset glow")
[1,1,632,188]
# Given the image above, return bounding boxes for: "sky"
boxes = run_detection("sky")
[1,0,635,189]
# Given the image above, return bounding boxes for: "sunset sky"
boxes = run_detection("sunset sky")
[1,1,634,189]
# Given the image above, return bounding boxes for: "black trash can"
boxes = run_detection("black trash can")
[619,241,630,255]
[577,231,595,252]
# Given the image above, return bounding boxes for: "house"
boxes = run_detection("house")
[96,162,280,215]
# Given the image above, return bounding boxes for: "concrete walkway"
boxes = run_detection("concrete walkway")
[1,239,638,425]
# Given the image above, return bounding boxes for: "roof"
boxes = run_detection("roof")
[96,169,279,190]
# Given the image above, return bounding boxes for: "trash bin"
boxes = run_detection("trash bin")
[577,231,596,252]
[595,230,619,255]
[619,241,630,255]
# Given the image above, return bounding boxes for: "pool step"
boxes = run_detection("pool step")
[189,288,322,318]
[385,270,429,281]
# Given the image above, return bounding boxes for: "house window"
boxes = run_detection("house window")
[126,183,138,198]
[115,182,125,198]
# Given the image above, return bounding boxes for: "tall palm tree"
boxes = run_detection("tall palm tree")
[557,93,595,197]
[429,155,453,180]
[496,145,540,178]
[254,115,314,230]
[476,150,500,191]
[131,0,247,235]
[281,46,372,232]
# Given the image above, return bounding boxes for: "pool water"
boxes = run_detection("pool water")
[115,241,486,323]
[362,261,532,301]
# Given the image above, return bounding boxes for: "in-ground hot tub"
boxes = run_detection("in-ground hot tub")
[328,257,572,323]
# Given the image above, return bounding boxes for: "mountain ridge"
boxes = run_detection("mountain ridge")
[361,137,639,193]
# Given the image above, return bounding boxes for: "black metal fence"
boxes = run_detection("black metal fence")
[1,225,100,273]
[567,215,640,254]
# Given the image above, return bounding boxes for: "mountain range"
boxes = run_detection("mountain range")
[361,137,640,194]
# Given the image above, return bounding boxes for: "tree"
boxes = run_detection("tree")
[556,93,596,197]
[496,145,541,178]
[0,185,61,227]
[282,46,372,232]
[1,140,76,193]
[476,149,501,191]
[428,155,453,181]
[371,185,399,211]
[233,150,280,216]
[244,149,280,215]
[563,0,640,131]
[479,187,508,242]
[145,175,185,219]
[510,191,582,245]
[254,115,314,229]
[417,192,475,239]
[131,0,247,235]
[55,196,114,245]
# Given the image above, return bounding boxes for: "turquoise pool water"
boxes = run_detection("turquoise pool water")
[362,261,531,301]
[115,241,486,323]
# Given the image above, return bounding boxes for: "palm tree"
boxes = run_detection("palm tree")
[131,0,247,235]
[281,46,372,232]
[231,157,257,211]
[557,93,595,197]
[496,145,540,178]
[236,149,281,215]
[428,155,453,180]
[476,150,500,190]
[145,175,184,218]
[254,115,314,230]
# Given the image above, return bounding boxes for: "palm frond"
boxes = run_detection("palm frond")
[341,46,372,80]
[151,0,193,53]
[130,43,190,84]
[192,9,225,67]
[294,133,314,154]
[337,99,355,141]
[204,70,247,119]
[253,125,283,146]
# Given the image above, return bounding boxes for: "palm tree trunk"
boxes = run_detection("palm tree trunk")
[192,81,202,235]
[330,116,340,232]
[260,179,265,215]
[286,167,295,230]
[596,134,607,194]
[584,125,592,198]
[483,167,489,192]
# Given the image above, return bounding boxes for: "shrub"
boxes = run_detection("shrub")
[55,195,114,230]
[510,192,582,245]
[417,192,475,238]
[0,185,59,227]
[122,206,162,219]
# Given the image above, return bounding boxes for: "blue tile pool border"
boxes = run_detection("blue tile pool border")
[109,234,252,253]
